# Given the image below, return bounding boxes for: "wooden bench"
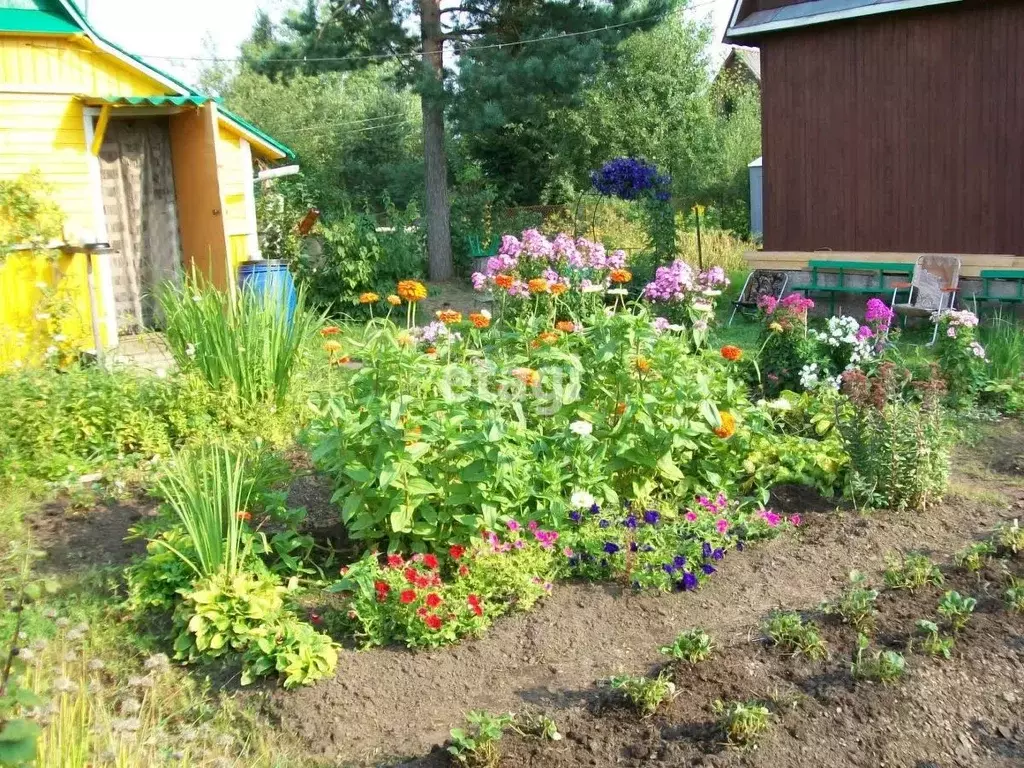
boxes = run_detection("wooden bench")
[972,269,1024,306]
[790,259,915,314]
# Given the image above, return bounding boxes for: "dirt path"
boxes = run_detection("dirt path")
[263,424,1024,767]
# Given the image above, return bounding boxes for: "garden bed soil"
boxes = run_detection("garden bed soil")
[262,423,1024,767]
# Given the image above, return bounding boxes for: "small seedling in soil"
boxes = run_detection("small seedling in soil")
[822,571,879,633]
[515,713,562,742]
[448,711,514,767]
[953,542,996,573]
[851,633,906,684]
[659,628,714,664]
[1005,577,1024,613]
[761,612,828,660]
[608,672,676,717]
[991,519,1024,556]
[713,700,773,747]
[883,552,944,590]
[937,590,977,633]
[913,619,955,659]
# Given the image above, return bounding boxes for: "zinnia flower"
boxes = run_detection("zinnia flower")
[555,320,576,333]
[423,554,439,570]
[494,274,514,290]
[437,309,462,325]
[424,614,442,630]
[527,278,550,294]
[374,581,390,601]
[720,345,743,362]
[324,339,342,353]
[387,294,402,306]
[615,402,627,416]
[469,312,490,329]
[634,356,652,374]
[321,326,340,336]
[397,280,428,303]
[511,367,540,387]
[386,554,404,568]
[359,292,380,304]
[609,269,632,284]
[550,282,569,296]
[714,411,736,439]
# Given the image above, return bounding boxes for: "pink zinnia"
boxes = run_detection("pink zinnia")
[716,519,729,535]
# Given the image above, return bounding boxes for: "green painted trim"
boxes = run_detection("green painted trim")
[97,95,213,107]
[218,106,296,160]
[0,6,78,33]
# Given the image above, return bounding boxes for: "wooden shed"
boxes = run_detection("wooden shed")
[0,0,292,368]
[725,0,1024,277]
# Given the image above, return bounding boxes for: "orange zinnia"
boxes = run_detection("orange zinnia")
[511,367,540,387]
[437,309,463,325]
[609,269,632,284]
[536,331,560,345]
[359,292,380,304]
[634,356,652,374]
[324,340,342,353]
[555,320,576,333]
[321,326,340,336]
[714,411,736,439]
[615,402,627,416]
[469,312,490,329]
[387,294,402,306]
[397,280,428,303]
[527,278,550,294]
[494,274,514,290]
[720,345,743,362]
[331,355,352,366]
[425,346,437,355]
[550,282,568,296]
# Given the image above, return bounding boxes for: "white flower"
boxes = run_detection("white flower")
[45,346,58,356]
[606,288,628,296]
[35,312,51,320]
[581,284,605,294]
[480,309,492,320]
[185,343,196,358]
[569,420,593,437]
[570,490,595,509]
[35,281,48,290]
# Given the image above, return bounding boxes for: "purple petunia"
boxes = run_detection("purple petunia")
[662,563,676,575]
[673,555,687,568]
[624,515,638,530]
[643,510,660,525]
[569,511,582,523]
[603,542,620,555]
[711,548,724,561]
[702,564,716,575]
[702,542,712,559]
[682,572,698,591]
[589,503,601,516]
[599,519,610,529]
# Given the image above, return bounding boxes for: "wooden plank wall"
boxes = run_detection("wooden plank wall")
[759,0,1024,258]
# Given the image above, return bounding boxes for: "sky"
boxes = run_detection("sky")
[83,0,738,86]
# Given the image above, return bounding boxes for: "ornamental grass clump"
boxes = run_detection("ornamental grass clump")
[160,276,320,409]
[837,363,952,511]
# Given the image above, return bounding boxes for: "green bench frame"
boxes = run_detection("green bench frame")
[467,234,500,260]
[790,259,915,314]
[972,269,1024,306]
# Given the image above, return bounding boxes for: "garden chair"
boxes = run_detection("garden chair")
[889,255,961,345]
[728,270,788,326]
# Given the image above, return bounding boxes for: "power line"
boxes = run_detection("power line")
[130,1,718,65]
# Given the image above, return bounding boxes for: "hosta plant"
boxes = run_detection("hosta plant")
[659,628,714,664]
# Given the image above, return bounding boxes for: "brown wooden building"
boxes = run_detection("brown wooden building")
[725,0,1024,264]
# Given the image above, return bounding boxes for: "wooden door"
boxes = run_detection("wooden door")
[99,117,183,332]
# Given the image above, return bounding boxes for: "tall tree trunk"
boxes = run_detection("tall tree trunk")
[420,0,453,282]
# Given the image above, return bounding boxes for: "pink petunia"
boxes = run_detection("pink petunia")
[789,514,802,527]
[716,519,729,535]
[685,511,698,522]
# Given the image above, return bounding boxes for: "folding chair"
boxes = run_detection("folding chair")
[729,270,788,326]
[889,255,961,345]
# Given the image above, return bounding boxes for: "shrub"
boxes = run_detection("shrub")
[837,364,952,511]
[160,277,321,409]
[659,628,714,664]
[883,552,944,590]
[608,672,676,717]
[713,700,772,747]
[761,611,828,660]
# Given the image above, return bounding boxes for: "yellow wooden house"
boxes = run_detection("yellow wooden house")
[0,0,293,369]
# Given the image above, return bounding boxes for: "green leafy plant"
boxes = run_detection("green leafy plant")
[822,571,879,633]
[1004,577,1024,613]
[851,633,905,684]
[160,276,321,409]
[954,541,996,573]
[913,619,954,659]
[0,172,63,253]
[883,552,944,590]
[937,591,977,633]
[837,364,952,511]
[517,713,562,742]
[761,611,828,660]
[990,519,1024,556]
[659,628,714,664]
[608,672,676,717]
[448,711,514,767]
[713,699,772,747]
[935,310,988,409]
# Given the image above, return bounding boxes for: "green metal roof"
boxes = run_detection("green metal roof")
[96,95,215,107]
[0,0,78,33]
[218,107,296,160]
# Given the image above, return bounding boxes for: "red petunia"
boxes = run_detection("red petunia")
[449,545,466,560]
[424,614,443,630]
[425,593,442,609]
[468,594,483,616]
[387,553,404,568]
[417,607,428,617]
[404,568,419,584]
[458,565,470,577]
[374,581,390,601]
[423,553,439,570]
[467,594,480,605]
[400,589,417,604]
[430,575,441,587]
[415,576,430,589]
[470,603,483,617]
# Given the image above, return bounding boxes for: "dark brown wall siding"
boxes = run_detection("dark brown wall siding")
[761,2,1024,255]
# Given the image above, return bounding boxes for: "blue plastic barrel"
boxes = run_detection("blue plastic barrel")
[237,259,297,322]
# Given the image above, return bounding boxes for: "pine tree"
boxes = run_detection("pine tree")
[245,0,679,281]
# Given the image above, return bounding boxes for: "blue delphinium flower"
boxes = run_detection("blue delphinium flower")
[624,515,638,530]
[603,542,620,555]
[569,510,582,523]
[673,555,687,568]
[712,548,724,561]
[592,157,672,202]
[643,510,660,525]
[702,542,712,559]
[599,519,610,529]
[682,572,698,591]
[702,564,716,575]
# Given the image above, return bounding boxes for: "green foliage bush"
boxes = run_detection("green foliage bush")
[0,172,64,252]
